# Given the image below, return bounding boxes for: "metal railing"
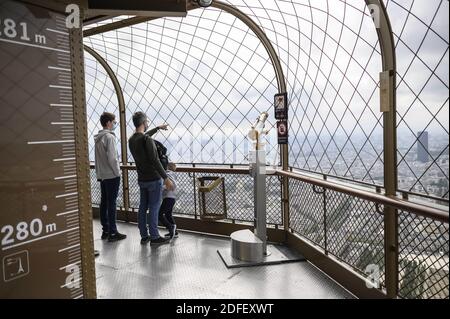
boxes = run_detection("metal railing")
[90,163,283,226]
[89,163,448,299]
[279,170,449,299]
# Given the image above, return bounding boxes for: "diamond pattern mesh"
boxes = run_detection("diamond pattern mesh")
[84,0,448,199]
[91,167,282,225]
[388,0,449,200]
[399,211,449,299]
[289,178,326,248]
[326,190,385,286]
[89,168,124,208]
[197,177,227,220]
[90,168,100,206]
[82,1,448,298]
[224,1,384,185]
[85,51,121,162]
[289,177,385,287]
[194,171,282,225]
[173,172,196,216]
[84,8,279,166]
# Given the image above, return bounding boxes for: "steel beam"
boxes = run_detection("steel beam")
[365,0,398,299]
[70,12,97,299]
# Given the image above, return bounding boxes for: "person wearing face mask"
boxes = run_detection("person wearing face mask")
[128,111,174,245]
[94,112,127,242]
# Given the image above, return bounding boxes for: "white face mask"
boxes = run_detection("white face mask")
[111,122,118,131]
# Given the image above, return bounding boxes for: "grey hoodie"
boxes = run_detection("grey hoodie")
[94,129,120,180]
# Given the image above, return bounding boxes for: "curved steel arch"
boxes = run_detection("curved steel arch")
[364,0,398,299]
[84,45,130,213]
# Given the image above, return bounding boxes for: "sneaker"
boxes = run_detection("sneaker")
[94,250,100,257]
[150,237,170,245]
[101,232,109,240]
[164,231,179,238]
[108,232,127,242]
[140,237,150,245]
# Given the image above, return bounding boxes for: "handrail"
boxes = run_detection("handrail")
[278,170,449,224]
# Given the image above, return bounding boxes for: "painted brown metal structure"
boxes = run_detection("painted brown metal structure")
[70,13,97,299]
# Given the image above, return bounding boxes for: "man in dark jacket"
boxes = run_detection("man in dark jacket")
[128,112,174,245]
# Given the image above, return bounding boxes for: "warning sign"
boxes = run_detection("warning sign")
[274,93,288,120]
[277,121,288,144]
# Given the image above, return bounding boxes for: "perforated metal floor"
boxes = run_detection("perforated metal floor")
[93,220,354,299]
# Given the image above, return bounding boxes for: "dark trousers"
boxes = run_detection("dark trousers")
[100,176,120,234]
[158,198,176,231]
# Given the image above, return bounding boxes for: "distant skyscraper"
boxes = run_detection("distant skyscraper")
[417,131,429,163]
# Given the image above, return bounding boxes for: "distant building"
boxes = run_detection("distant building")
[417,131,429,163]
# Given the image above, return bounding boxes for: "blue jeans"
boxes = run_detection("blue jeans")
[99,177,120,234]
[138,179,163,240]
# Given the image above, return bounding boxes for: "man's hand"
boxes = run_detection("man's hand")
[164,178,174,191]
[158,124,169,131]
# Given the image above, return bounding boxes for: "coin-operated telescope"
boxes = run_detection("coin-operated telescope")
[248,112,270,151]
[221,112,271,265]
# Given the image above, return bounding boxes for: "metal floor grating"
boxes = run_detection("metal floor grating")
[93,220,354,299]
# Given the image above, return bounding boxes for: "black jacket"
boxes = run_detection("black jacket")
[128,128,168,182]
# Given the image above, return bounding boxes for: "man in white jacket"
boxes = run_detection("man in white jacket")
[94,112,126,242]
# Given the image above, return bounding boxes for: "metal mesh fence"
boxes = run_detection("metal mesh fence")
[197,177,227,220]
[90,167,283,225]
[173,171,196,216]
[289,177,385,287]
[84,0,448,199]
[326,190,385,287]
[90,168,101,206]
[388,0,449,200]
[194,171,282,225]
[89,167,124,208]
[398,211,449,299]
[289,178,326,247]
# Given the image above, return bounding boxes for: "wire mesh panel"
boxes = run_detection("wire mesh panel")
[289,176,386,287]
[127,169,196,215]
[398,211,449,299]
[127,169,141,210]
[387,0,449,200]
[266,175,283,225]
[90,168,101,206]
[89,167,124,208]
[196,172,253,223]
[197,177,227,220]
[84,51,121,163]
[289,178,326,248]
[326,191,385,287]
[173,171,196,216]
[84,7,279,166]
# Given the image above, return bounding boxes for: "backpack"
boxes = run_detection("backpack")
[153,139,169,170]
